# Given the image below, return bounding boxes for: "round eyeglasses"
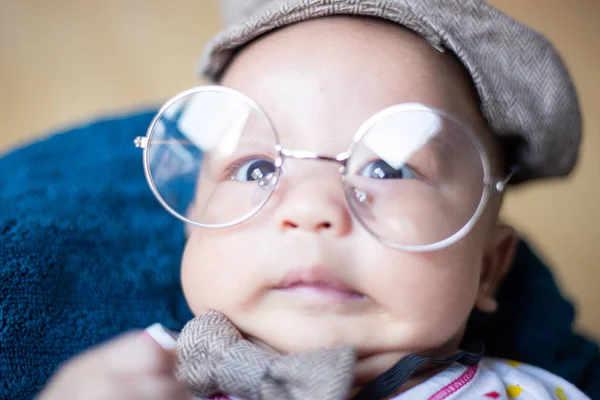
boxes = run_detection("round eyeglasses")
[135,86,511,252]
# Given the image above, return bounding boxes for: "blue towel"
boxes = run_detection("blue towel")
[0,111,598,399]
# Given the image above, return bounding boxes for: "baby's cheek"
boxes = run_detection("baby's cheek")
[366,250,480,347]
[181,231,255,315]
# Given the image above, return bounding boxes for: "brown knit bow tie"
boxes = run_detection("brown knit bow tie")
[176,311,356,400]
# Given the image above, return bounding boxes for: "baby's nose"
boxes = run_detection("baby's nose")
[272,175,352,236]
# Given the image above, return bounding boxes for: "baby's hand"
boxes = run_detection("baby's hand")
[36,331,191,400]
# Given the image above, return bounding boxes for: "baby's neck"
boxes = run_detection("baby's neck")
[249,332,463,398]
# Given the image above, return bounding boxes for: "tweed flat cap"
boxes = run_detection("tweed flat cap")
[199,0,582,183]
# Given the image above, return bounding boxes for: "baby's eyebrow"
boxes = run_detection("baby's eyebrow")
[228,126,460,167]
[233,136,279,152]
[428,134,454,162]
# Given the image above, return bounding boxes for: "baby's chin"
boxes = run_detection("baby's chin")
[225,308,443,359]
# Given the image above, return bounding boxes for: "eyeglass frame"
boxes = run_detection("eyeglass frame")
[135,85,513,252]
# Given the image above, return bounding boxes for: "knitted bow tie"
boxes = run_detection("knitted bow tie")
[176,311,356,400]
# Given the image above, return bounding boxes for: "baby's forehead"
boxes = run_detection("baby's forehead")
[222,17,492,155]
[225,16,467,96]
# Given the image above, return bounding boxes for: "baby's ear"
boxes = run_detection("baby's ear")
[475,223,518,313]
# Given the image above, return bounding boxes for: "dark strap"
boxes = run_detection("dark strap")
[352,339,484,400]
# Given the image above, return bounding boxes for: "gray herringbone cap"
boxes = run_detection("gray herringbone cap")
[199,0,582,184]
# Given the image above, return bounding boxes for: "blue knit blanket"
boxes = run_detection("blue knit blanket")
[0,111,598,399]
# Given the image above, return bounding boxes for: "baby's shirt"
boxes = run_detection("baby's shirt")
[145,324,590,400]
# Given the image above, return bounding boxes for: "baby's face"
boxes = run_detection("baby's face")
[181,16,515,379]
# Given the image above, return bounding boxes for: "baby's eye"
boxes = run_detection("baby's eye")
[228,158,277,182]
[359,159,417,180]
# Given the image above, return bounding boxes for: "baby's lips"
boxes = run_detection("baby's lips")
[277,265,362,295]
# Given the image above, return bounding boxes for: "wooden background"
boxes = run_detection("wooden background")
[0,1,598,339]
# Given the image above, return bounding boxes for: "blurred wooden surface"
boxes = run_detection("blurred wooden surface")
[0,1,598,339]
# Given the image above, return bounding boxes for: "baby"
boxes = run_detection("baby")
[37,0,589,399]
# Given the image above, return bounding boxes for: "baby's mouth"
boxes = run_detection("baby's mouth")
[276,267,366,301]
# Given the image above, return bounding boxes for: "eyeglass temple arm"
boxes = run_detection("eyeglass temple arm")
[134,137,194,148]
